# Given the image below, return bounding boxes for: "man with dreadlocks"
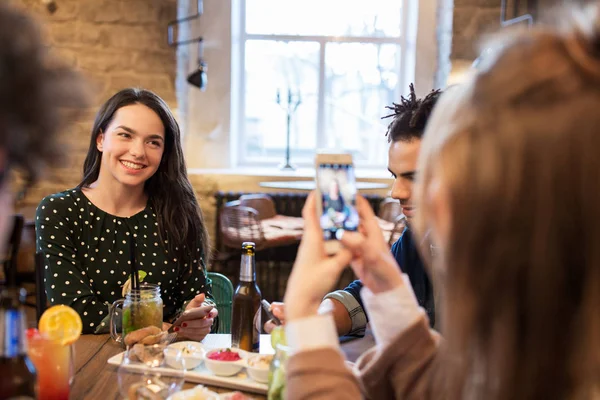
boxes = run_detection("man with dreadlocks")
[265,84,441,335]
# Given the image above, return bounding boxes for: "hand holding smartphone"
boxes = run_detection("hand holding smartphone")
[261,299,281,326]
[315,152,359,254]
[168,304,214,332]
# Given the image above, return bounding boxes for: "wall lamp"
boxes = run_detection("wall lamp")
[168,0,207,91]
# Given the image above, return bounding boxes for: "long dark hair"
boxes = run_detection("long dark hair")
[78,88,210,271]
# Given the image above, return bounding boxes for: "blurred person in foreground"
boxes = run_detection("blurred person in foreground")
[0,3,86,262]
[282,4,600,399]
[265,86,441,335]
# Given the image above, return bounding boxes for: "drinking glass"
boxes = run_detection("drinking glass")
[117,342,185,400]
[268,344,290,400]
[109,282,163,345]
[26,333,74,400]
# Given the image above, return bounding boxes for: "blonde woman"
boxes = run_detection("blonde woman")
[282,4,600,399]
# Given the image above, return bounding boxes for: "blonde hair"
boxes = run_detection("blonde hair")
[415,4,600,399]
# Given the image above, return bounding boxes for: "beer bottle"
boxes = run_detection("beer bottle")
[231,242,262,352]
[0,287,36,399]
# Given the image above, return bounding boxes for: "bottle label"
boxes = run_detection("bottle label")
[252,307,261,352]
[2,310,21,358]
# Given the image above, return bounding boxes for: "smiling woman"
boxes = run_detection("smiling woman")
[35,88,217,340]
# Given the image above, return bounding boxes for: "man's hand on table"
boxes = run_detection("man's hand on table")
[263,299,352,336]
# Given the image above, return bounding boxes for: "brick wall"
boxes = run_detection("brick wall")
[452,0,502,62]
[449,0,558,79]
[10,0,178,217]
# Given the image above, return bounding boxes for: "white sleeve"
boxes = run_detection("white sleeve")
[361,274,424,346]
[285,314,340,355]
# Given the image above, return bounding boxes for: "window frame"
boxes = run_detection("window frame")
[230,0,423,169]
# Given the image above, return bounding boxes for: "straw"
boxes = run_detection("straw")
[129,235,139,291]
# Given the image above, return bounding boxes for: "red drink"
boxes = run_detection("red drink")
[26,330,71,400]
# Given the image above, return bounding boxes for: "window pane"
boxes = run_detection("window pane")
[324,43,400,166]
[243,40,319,162]
[246,0,402,37]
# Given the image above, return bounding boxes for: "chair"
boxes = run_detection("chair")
[34,252,47,321]
[239,194,277,220]
[220,202,267,250]
[378,198,403,223]
[2,215,24,287]
[218,201,302,301]
[207,272,233,334]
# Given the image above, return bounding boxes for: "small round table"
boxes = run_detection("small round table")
[258,181,389,191]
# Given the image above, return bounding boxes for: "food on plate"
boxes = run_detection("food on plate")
[165,342,205,370]
[166,385,219,400]
[220,392,251,400]
[246,354,271,383]
[124,325,164,346]
[204,349,245,376]
[207,348,241,362]
[140,330,168,345]
[127,343,166,364]
[248,355,272,369]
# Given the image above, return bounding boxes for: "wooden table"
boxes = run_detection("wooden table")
[70,332,375,399]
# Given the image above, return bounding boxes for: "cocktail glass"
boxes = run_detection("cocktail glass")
[26,331,74,400]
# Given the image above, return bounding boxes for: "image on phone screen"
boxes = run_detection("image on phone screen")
[318,163,359,240]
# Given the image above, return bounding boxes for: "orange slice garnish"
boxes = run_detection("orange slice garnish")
[38,305,83,346]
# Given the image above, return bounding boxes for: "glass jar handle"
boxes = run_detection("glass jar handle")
[109,299,124,344]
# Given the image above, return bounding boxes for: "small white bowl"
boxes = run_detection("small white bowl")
[165,341,206,370]
[246,354,273,383]
[204,348,247,377]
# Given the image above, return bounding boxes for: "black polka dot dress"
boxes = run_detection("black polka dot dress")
[35,188,214,334]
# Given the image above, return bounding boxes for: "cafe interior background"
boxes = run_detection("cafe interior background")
[9,0,549,302]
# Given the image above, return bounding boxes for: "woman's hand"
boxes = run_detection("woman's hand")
[174,293,218,341]
[340,196,405,294]
[284,192,353,322]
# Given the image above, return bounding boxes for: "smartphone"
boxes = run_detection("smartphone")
[168,304,214,332]
[315,152,359,254]
[261,300,281,326]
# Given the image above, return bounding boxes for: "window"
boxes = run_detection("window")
[232,0,417,168]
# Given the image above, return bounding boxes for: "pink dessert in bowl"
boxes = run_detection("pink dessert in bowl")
[204,348,247,376]
[207,349,242,362]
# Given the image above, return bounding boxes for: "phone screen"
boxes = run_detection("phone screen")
[317,163,359,240]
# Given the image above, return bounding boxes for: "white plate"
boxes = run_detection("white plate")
[108,335,274,395]
[108,353,268,395]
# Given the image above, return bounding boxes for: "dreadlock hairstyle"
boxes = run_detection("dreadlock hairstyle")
[382,83,442,143]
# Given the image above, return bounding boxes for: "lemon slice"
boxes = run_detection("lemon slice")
[38,305,83,346]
